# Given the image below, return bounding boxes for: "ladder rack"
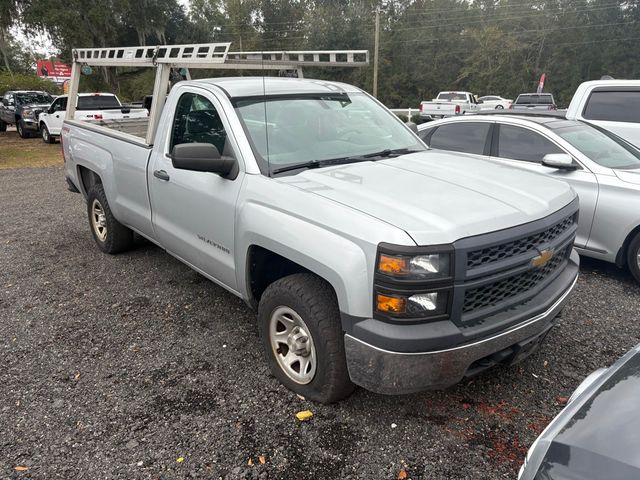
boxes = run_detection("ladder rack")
[67,42,369,144]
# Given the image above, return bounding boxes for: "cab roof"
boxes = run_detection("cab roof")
[192,77,363,99]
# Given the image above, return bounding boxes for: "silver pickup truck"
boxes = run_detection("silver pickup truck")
[63,77,580,403]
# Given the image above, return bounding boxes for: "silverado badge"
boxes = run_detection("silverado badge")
[531,249,554,268]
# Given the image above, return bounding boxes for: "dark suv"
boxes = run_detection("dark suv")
[0,90,54,138]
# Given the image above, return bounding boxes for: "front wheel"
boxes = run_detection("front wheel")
[627,232,640,283]
[16,120,29,138]
[86,184,133,254]
[258,273,355,403]
[41,124,55,143]
[0,119,6,132]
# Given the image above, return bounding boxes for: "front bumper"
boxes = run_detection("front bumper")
[21,118,39,131]
[344,253,578,394]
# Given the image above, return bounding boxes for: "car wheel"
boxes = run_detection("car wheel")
[258,273,355,403]
[41,124,55,144]
[627,232,640,283]
[0,119,6,132]
[495,105,504,109]
[16,119,29,138]
[86,183,134,254]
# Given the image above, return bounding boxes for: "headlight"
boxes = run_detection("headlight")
[376,290,449,318]
[22,109,34,119]
[377,252,451,279]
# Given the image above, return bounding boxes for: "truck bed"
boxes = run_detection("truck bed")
[65,117,151,145]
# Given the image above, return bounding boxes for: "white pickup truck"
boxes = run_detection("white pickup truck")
[38,93,147,143]
[420,91,480,119]
[62,44,579,403]
[566,79,640,148]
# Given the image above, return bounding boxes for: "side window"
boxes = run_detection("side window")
[583,91,640,123]
[51,97,67,112]
[428,122,491,155]
[418,127,435,142]
[497,125,563,162]
[170,92,234,158]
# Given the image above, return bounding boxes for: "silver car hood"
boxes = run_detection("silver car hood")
[279,151,576,245]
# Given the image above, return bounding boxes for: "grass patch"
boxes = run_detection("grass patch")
[0,129,63,169]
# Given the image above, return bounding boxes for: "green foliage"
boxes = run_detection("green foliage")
[5,0,640,107]
[0,71,61,94]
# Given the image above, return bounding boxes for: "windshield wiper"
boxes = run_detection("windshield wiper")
[271,148,423,175]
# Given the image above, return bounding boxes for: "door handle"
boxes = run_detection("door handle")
[153,169,170,181]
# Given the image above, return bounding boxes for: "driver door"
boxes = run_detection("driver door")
[148,89,244,291]
[46,97,68,135]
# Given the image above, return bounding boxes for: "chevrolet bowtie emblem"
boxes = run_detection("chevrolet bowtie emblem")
[531,249,554,268]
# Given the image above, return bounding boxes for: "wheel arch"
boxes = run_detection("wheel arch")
[77,165,103,199]
[616,224,640,267]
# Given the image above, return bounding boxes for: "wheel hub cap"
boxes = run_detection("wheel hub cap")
[91,200,108,241]
[269,306,317,385]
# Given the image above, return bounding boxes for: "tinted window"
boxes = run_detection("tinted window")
[77,95,121,110]
[428,122,491,155]
[418,126,435,142]
[583,90,640,123]
[437,93,467,101]
[15,92,53,105]
[170,92,233,158]
[51,97,67,112]
[515,94,554,105]
[497,125,563,162]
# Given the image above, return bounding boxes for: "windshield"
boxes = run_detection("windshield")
[77,95,121,110]
[438,93,467,101]
[516,94,553,105]
[554,123,640,169]
[16,92,53,106]
[234,92,425,175]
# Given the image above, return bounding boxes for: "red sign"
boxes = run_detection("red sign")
[536,73,546,94]
[36,59,72,84]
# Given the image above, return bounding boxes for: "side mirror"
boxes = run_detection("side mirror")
[542,153,577,170]
[406,121,418,133]
[171,143,236,177]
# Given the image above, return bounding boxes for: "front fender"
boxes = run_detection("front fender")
[236,203,372,318]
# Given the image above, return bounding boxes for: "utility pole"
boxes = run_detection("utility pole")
[373,9,380,98]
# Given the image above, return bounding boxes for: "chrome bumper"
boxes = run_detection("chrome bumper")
[344,273,578,395]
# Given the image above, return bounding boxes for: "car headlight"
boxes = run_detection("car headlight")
[374,243,454,321]
[22,109,35,119]
[377,252,452,279]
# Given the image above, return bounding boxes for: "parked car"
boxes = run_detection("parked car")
[511,93,557,111]
[63,76,580,403]
[417,114,640,282]
[0,90,54,137]
[518,342,640,480]
[419,91,480,119]
[566,79,640,149]
[478,95,512,110]
[38,93,148,143]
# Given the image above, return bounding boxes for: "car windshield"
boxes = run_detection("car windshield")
[438,93,467,101]
[234,92,425,175]
[15,92,53,105]
[516,94,553,105]
[77,95,121,110]
[554,123,640,169]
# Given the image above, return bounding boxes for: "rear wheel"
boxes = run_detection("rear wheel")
[627,232,640,283]
[41,124,55,143]
[495,105,504,109]
[258,273,355,403]
[86,183,134,254]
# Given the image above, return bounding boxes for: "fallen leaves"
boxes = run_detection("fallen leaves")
[557,396,568,405]
[176,457,185,463]
[398,468,408,479]
[295,410,313,421]
[258,455,266,465]
[14,466,29,472]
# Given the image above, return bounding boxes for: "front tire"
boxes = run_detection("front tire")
[16,119,29,138]
[86,184,133,254]
[0,119,6,132]
[258,273,355,403]
[627,232,640,283]
[41,124,55,143]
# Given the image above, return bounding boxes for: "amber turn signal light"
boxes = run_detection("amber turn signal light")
[376,293,407,314]
[378,254,408,275]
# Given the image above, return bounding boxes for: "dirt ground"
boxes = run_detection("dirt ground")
[0,128,63,169]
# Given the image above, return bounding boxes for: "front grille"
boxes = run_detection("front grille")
[462,246,570,314]
[466,214,576,269]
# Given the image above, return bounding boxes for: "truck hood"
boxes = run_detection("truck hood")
[279,151,576,245]
[614,168,640,186]
[19,103,51,111]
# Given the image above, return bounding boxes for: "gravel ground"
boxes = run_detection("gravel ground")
[2,166,639,480]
